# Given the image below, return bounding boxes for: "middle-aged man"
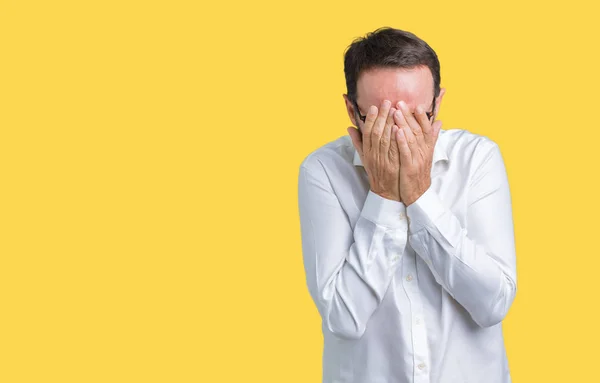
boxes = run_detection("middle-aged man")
[297,27,517,383]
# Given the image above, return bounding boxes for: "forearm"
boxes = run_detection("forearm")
[407,182,517,327]
[321,194,408,339]
[299,162,410,340]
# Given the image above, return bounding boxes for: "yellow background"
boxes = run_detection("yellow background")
[1,0,599,381]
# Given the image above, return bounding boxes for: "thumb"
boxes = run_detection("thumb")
[347,127,363,156]
[432,120,442,141]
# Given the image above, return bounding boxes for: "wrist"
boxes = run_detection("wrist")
[372,189,401,202]
[404,180,431,206]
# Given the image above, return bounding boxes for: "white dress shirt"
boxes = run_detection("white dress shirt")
[297,128,517,383]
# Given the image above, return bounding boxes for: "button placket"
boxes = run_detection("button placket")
[388,226,408,274]
[402,248,431,382]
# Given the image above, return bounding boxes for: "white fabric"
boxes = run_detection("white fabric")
[297,128,517,383]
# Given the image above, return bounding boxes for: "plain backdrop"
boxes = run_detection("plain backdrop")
[1,1,599,382]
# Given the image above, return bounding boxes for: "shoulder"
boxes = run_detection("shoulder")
[299,135,354,176]
[442,128,501,166]
[441,128,508,192]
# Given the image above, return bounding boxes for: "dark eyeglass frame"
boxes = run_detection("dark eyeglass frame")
[352,95,436,124]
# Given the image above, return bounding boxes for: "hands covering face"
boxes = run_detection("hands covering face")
[392,100,442,206]
[347,99,442,206]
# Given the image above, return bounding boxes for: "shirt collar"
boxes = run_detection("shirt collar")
[352,129,449,167]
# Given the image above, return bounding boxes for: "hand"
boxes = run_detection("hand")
[347,99,402,202]
[393,100,442,206]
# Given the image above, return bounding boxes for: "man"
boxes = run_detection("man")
[297,27,517,383]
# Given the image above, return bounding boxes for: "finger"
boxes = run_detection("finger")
[385,107,396,133]
[432,120,442,142]
[362,105,378,153]
[414,104,434,145]
[401,125,419,165]
[371,100,392,151]
[370,100,391,164]
[396,127,412,165]
[388,125,400,164]
[397,101,425,146]
[393,107,407,129]
[347,126,364,158]
[380,107,396,153]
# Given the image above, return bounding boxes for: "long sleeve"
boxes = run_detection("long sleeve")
[298,160,410,340]
[406,142,517,328]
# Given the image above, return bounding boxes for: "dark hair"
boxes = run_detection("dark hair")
[343,27,441,104]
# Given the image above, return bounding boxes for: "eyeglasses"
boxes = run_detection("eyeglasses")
[352,95,436,123]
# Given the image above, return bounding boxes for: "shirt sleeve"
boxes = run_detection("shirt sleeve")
[298,160,409,340]
[406,142,517,328]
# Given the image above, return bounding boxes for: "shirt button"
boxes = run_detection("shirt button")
[418,363,426,370]
[406,274,413,282]
[399,212,406,219]
[416,318,421,325]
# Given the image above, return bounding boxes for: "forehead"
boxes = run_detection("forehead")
[356,66,433,108]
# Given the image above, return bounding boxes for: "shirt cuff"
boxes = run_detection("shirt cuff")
[360,190,408,229]
[406,186,447,235]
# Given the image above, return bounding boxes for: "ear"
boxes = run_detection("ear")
[433,88,446,121]
[343,94,359,127]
